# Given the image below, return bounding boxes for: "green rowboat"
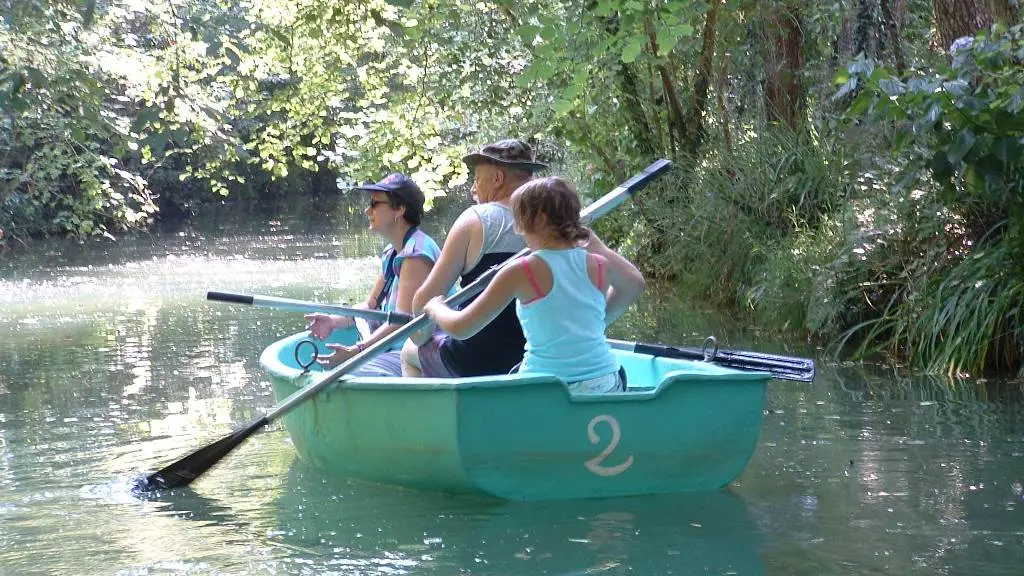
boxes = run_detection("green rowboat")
[260,328,771,500]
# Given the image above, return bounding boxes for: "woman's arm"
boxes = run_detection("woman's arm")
[423,259,524,340]
[585,233,646,324]
[304,271,388,339]
[361,255,431,343]
[317,258,432,367]
[364,273,387,310]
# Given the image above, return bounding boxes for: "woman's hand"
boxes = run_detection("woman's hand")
[316,343,359,368]
[304,313,354,340]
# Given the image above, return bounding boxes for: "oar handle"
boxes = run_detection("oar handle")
[206,291,414,325]
[582,159,671,225]
[208,291,254,305]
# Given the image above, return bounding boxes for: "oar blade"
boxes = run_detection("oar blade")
[610,339,816,382]
[136,416,269,492]
[712,350,815,382]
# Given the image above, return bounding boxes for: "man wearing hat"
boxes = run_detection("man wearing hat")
[402,139,546,378]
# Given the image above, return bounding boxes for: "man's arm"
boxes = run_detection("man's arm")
[412,209,480,313]
[409,209,481,345]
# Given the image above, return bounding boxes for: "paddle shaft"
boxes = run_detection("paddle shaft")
[140,158,672,490]
[206,291,414,325]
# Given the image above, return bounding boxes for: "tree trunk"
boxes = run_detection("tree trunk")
[584,2,659,160]
[932,0,993,51]
[761,3,804,130]
[716,52,732,151]
[880,0,906,74]
[645,61,666,156]
[830,9,855,75]
[682,0,722,155]
[990,0,1019,26]
[854,0,881,59]
[644,16,688,154]
[618,65,659,158]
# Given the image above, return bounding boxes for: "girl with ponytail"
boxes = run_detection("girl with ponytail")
[422,177,646,393]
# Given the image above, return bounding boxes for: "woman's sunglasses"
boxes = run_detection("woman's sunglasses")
[368,199,390,210]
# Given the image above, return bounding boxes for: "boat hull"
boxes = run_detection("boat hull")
[261,330,770,500]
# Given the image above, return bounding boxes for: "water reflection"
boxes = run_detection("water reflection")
[739,361,1024,576]
[259,461,765,575]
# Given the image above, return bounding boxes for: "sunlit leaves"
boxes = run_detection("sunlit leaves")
[518,24,541,44]
[518,60,557,84]
[3,0,739,243]
[0,3,163,240]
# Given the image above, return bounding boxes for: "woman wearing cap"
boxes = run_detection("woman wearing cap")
[305,173,443,375]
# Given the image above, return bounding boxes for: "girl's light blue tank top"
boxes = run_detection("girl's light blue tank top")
[515,248,618,382]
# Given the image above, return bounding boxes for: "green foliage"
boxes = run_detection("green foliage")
[0,0,742,243]
[465,0,718,189]
[842,26,1024,238]
[641,128,852,328]
[745,215,846,335]
[835,224,1024,375]
[0,1,157,241]
[829,24,1024,374]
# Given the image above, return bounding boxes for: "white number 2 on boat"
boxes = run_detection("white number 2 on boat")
[584,415,634,477]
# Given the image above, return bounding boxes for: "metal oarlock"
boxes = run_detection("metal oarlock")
[701,336,720,362]
[295,340,319,374]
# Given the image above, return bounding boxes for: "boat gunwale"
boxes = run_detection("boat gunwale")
[260,331,773,403]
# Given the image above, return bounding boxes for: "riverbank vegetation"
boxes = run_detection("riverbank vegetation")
[2,0,1022,375]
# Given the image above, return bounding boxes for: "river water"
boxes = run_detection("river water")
[0,200,1022,575]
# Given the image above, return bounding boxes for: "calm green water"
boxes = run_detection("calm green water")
[1,203,1022,575]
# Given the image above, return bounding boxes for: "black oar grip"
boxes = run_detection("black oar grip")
[387,311,414,325]
[207,291,254,305]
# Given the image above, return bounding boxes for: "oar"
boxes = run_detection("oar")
[200,295,813,380]
[135,158,673,492]
[206,291,414,325]
[608,339,815,382]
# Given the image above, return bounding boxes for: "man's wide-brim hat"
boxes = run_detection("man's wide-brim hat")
[462,139,548,173]
[353,173,425,210]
